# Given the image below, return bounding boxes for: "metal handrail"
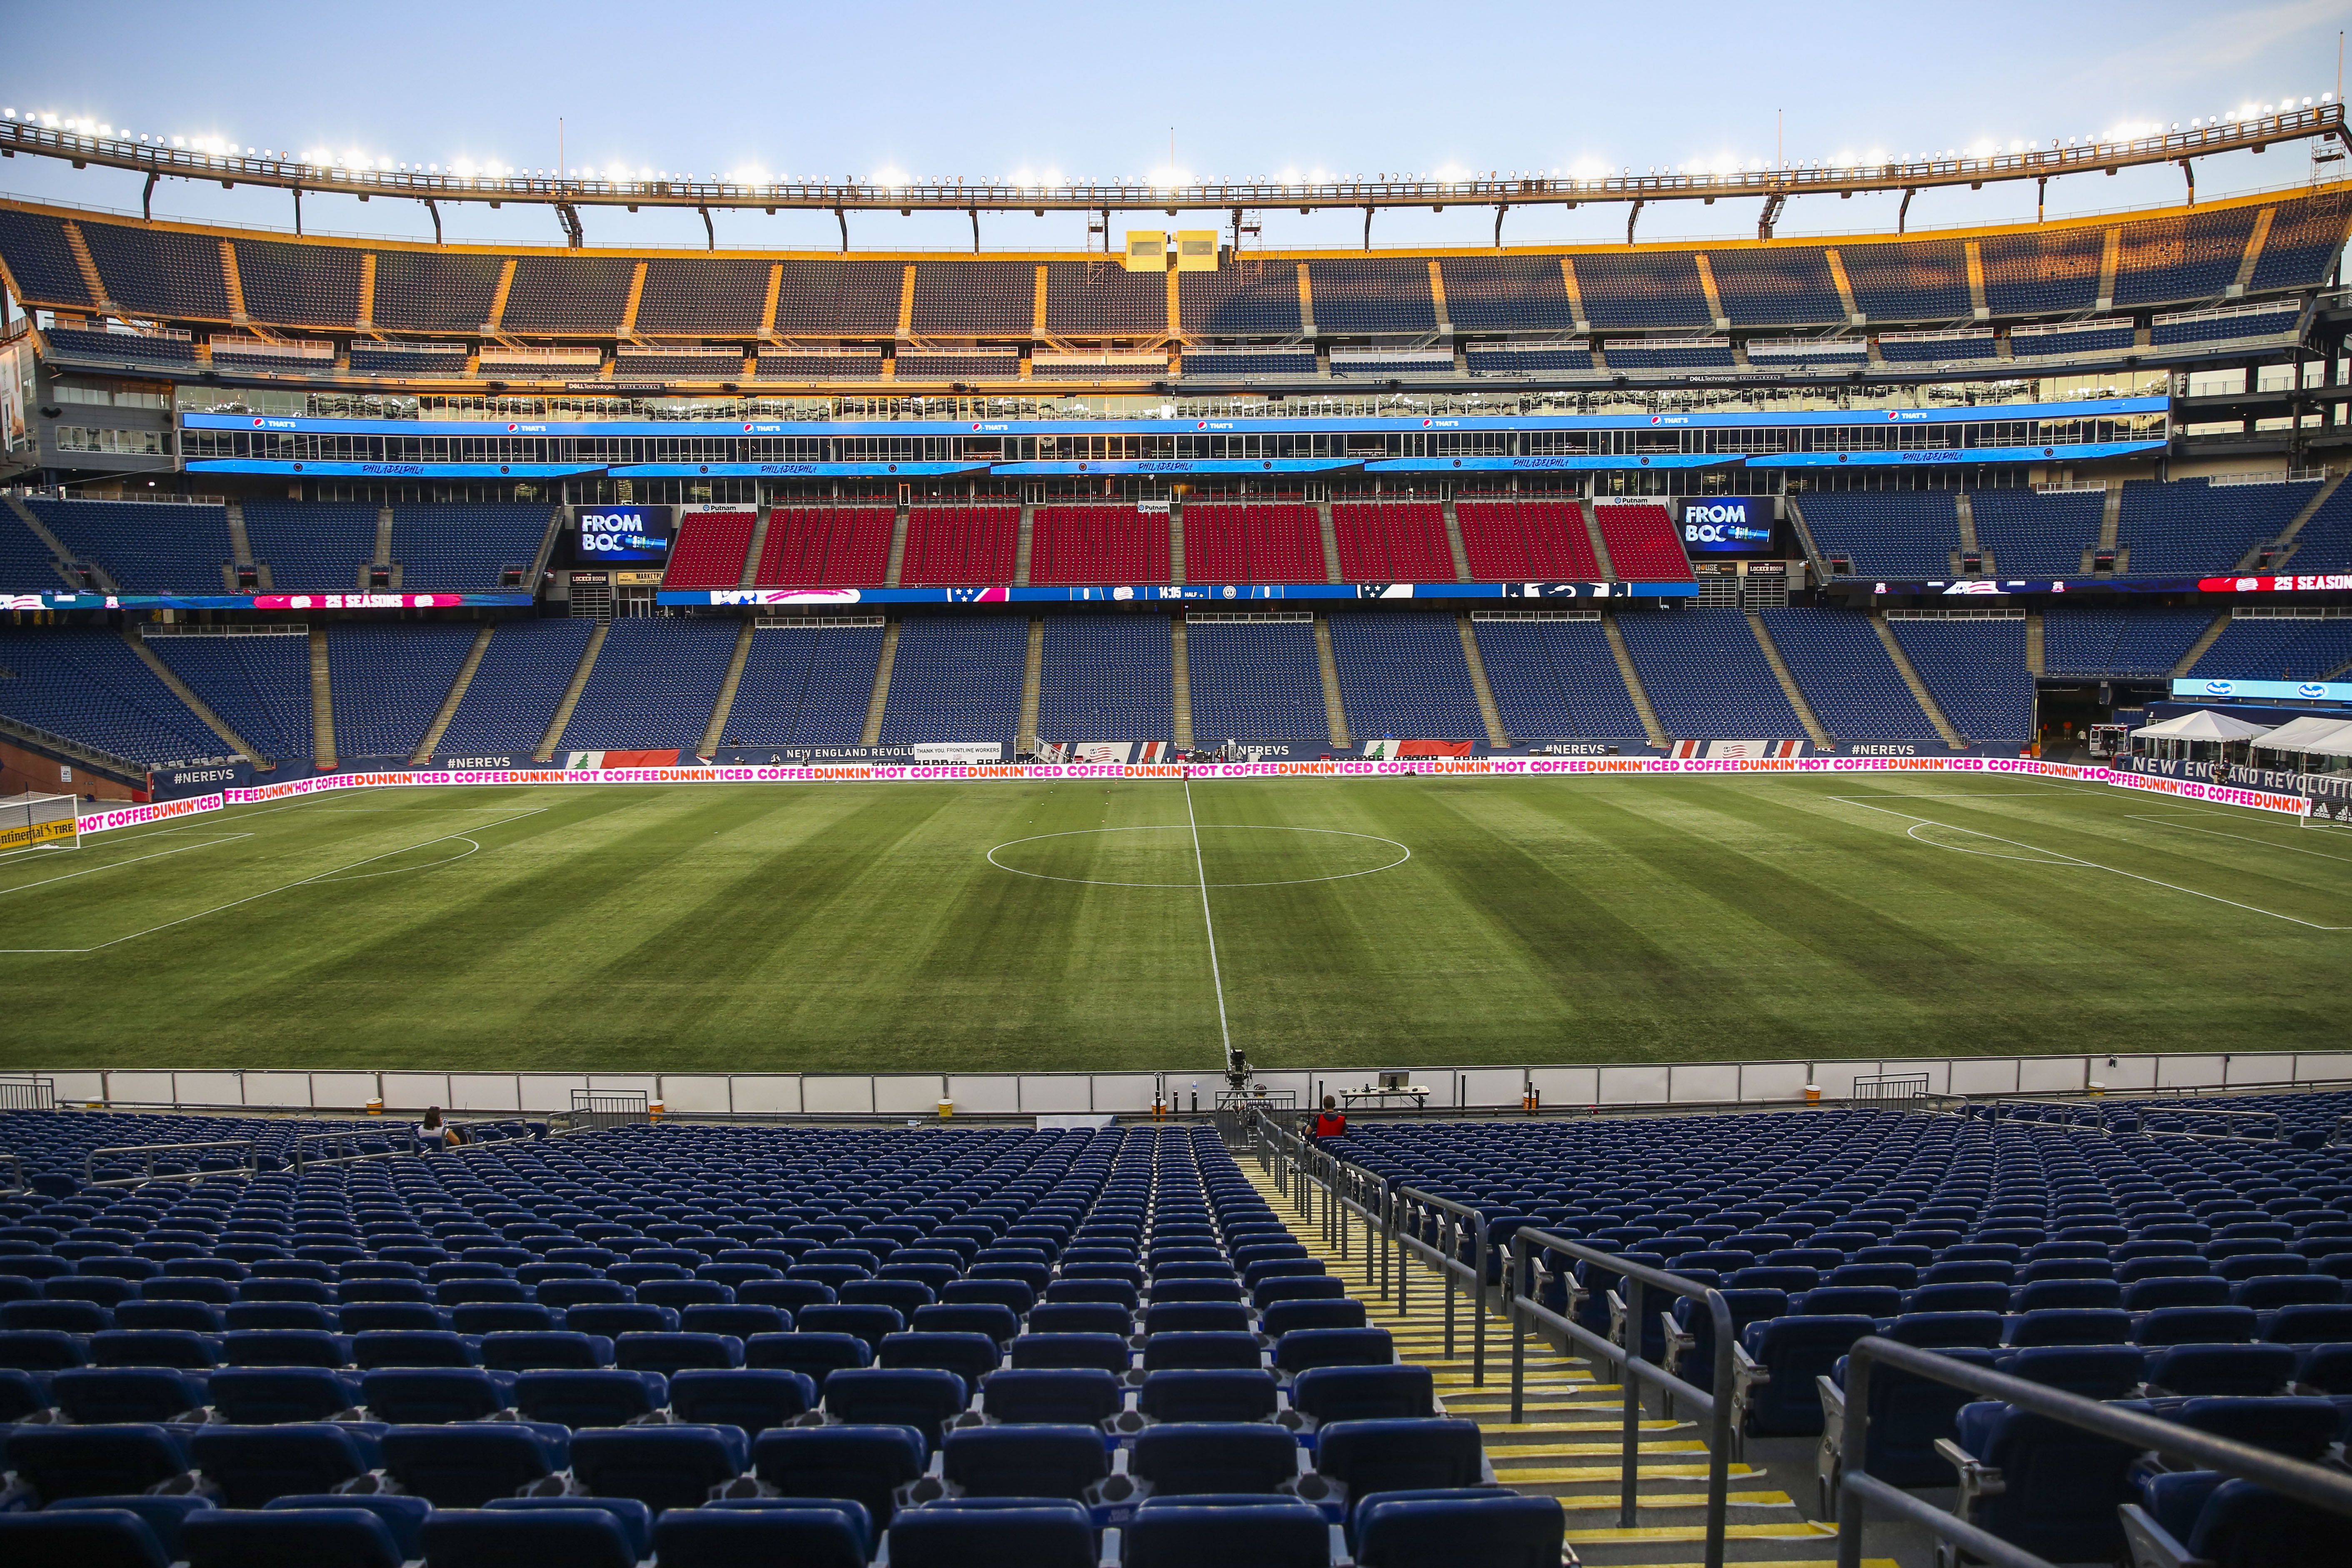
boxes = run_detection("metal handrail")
[0,1152,25,1195]
[1391,1184,1491,1383]
[82,1138,258,1186]
[1962,1098,2284,1141]
[1836,1335,2352,1568]
[1508,1224,1736,1567]
[288,1125,415,1171]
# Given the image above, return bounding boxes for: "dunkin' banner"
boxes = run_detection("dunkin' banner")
[71,757,2312,837]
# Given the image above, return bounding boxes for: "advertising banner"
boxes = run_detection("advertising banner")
[1678,498,1775,552]
[2171,677,2352,704]
[0,816,76,852]
[573,505,672,563]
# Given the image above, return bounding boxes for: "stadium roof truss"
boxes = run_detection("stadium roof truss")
[3,105,2344,249]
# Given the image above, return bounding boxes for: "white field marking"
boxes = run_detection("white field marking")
[986,824,1411,888]
[1904,823,2076,863]
[0,809,547,954]
[2124,814,2352,866]
[1185,777,1233,1061]
[0,842,74,867]
[303,838,483,882]
[1836,796,2352,931]
[0,835,252,898]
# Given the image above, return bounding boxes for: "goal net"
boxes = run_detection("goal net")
[0,792,81,855]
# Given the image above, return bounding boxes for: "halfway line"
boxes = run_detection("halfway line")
[1183,776,1233,1058]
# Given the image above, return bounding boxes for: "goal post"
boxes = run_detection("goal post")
[0,792,81,854]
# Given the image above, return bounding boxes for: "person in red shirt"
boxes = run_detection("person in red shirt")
[1311,1096,1348,1140]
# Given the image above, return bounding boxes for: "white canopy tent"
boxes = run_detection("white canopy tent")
[2250,714,2352,768]
[2130,710,2276,742]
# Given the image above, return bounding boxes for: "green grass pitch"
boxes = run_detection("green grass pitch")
[0,773,2344,1073]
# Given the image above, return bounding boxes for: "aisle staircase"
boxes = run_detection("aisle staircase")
[1242,1158,1894,1568]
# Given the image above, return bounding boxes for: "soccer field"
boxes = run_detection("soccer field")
[2,773,2345,1074]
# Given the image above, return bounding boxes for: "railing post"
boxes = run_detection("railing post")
[1509,1232,1526,1424]
[1472,1217,1487,1388]
[1704,1288,1735,1568]
[1442,1207,1457,1361]
[1834,1345,1873,1568]
[1619,1273,1644,1529]
[1398,1195,1411,1318]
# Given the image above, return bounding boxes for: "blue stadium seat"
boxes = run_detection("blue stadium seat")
[566,1424,748,1512]
[1352,1488,1566,1568]
[377,1423,563,1507]
[180,1508,404,1568]
[418,1507,638,1568]
[0,1510,174,1568]
[1124,1496,1333,1568]
[3,1425,193,1501]
[750,1426,927,1529]
[885,1499,1098,1568]
[187,1424,378,1507]
[651,1503,869,1568]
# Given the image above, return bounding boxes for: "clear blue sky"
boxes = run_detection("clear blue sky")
[2,0,2343,254]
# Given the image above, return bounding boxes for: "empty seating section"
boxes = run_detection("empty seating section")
[2115,208,2259,305]
[1591,503,1694,581]
[612,351,741,378]
[559,619,739,751]
[323,624,475,761]
[2041,609,2217,678]
[719,626,883,747]
[2117,478,2317,576]
[1573,253,1710,328]
[1185,620,1328,740]
[876,617,1027,743]
[634,259,769,335]
[0,630,221,762]
[1036,616,1173,741]
[149,633,314,761]
[2152,303,2300,346]
[232,239,361,325]
[1178,269,1301,335]
[391,506,549,593]
[1705,248,1844,325]
[2189,617,2352,680]
[2282,484,2352,572]
[371,251,507,333]
[753,350,884,380]
[1616,609,1805,738]
[1470,617,1647,739]
[894,351,1018,381]
[22,501,232,593]
[757,505,894,587]
[1304,259,1435,333]
[771,262,905,337]
[1028,506,1169,585]
[500,257,636,335]
[0,1114,1540,1568]
[898,505,1019,586]
[1838,240,1972,321]
[1464,345,1598,374]
[1436,256,1578,331]
[242,502,378,592]
[1455,497,1600,580]
[1888,618,2033,739]
[2011,322,2134,357]
[1605,340,1733,370]
[660,513,756,592]
[1328,1095,2352,1564]
[1795,491,1960,578]
[1331,500,1455,581]
[1180,502,1324,582]
[1180,347,1316,377]
[1325,612,1485,739]
[0,209,94,307]
[1876,331,1997,364]
[0,507,61,589]
[2253,190,2352,291]
[910,262,1034,336]
[1758,607,1938,739]
[1968,489,2104,578]
[78,223,231,319]
[42,327,195,365]
[1044,263,1167,336]
[1980,229,2105,315]
[433,620,594,758]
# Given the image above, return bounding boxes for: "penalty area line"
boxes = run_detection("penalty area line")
[1183,776,1233,1061]
[0,809,547,954]
[1833,796,2352,931]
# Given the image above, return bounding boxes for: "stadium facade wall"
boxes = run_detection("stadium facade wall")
[28,1048,2352,1121]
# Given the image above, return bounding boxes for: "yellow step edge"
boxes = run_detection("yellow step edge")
[1566,1523,1836,1544]
[1493,1463,1762,1483]
[1480,1419,1687,1434]
[1558,1491,1793,1511]
[1493,1440,1709,1459]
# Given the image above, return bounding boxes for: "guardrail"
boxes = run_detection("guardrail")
[1508,1225,1736,1566]
[1833,1335,2352,1568]
[1960,1098,2285,1140]
[0,1074,57,1113]
[82,1138,258,1186]
[0,1152,24,1195]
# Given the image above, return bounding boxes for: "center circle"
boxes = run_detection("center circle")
[987,824,1411,888]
